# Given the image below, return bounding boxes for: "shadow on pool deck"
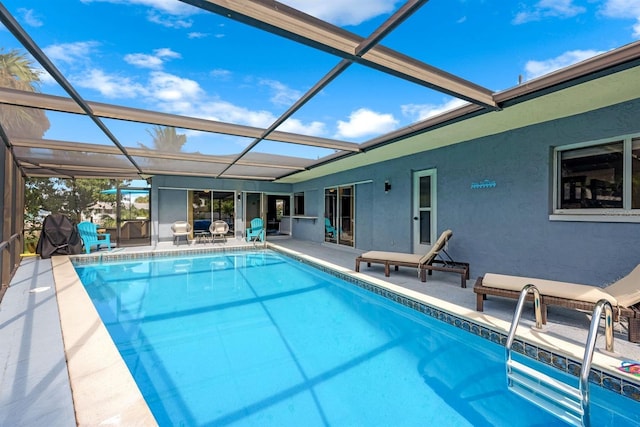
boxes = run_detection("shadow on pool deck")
[1,237,638,426]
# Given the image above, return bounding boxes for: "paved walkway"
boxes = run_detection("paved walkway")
[0,256,75,427]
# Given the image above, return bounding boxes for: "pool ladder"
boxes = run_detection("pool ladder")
[505,284,614,427]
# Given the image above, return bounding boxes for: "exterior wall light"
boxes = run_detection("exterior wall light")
[384,181,391,193]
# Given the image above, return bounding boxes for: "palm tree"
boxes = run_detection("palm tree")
[140,125,187,152]
[0,49,50,138]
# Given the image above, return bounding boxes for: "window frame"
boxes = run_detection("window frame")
[550,132,640,223]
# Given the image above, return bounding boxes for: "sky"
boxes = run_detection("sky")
[1,0,639,158]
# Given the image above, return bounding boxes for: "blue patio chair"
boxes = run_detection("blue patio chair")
[77,221,112,254]
[246,218,265,242]
[325,218,337,238]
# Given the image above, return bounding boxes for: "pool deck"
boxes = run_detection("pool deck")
[1,237,639,426]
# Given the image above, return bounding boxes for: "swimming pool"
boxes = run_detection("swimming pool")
[75,250,640,426]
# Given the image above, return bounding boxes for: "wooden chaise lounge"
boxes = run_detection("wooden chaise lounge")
[355,229,470,287]
[473,265,640,343]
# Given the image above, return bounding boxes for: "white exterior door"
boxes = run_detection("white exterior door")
[412,169,437,253]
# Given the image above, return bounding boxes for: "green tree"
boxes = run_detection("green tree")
[25,178,123,226]
[140,125,187,152]
[0,49,50,138]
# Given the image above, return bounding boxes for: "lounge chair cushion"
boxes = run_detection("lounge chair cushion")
[359,251,423,264]
[418,229,452,264]
[603,263,640,307]
[482,273,618,306]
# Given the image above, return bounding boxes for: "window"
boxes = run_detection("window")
[294,192,305,215]
[554,135,640,217]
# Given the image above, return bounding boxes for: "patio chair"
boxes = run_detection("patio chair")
[246,218,265,242]
[355,229,470,287]
[474,264,640,343]
[325,217,337,238]
[210,220,229,243]
[77,221,112,254]
[171,221,191,246]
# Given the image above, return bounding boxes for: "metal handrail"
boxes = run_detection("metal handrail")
[505,284,543,354]
[579,299,613,427]
[0,233,21,251]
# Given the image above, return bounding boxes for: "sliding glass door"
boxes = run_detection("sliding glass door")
[324,185,354,247]
[189,190,235,236]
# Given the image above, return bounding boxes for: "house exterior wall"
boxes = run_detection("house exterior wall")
[150,175,292,243]
[147,100,639,285]
[292,98,640,285]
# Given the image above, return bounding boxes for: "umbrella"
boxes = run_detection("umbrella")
[101,188,149,195]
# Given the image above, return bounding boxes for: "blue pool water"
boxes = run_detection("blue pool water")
[75,251,639,427]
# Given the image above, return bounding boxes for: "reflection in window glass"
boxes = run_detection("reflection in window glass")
[419,176,431,208]
[339,186,354,247]
[294,192,305,215]
[324,185,354,247]
[559,141,623,209]
[324,188,337,244]
[633,138,640,209]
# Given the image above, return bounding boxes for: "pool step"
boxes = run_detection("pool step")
[507,359,583,426]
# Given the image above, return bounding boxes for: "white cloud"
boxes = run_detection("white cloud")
[259,79,301,106]
[280,0,398,26]
[401,98,468,122]
[140,74,327,134]
[600,0,640,38]
[43,41,100,65]
[184,101,326,136]
[18,8,43,27]
[45,38,326,135]
[124,48,181,70]
[601,0,640,18]
[210,69,232,80]
[195,100,276,128]
[74,68,148,98]
[148,71,202,102]
[524,49,605,80]
[279,118,326,136]
[80,0,195,16]
[335,108,397,139]
[35,68,55,85]
[147,11,192,29]
[124,53,164,69]
[188,32,210,39]
[81,0,195,28]
[513,0,586,24]
[74,69,200,101]
[154,48,181,59]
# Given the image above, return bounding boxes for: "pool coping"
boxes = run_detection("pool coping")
[55,244,640,425]
[52,255,157,426]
